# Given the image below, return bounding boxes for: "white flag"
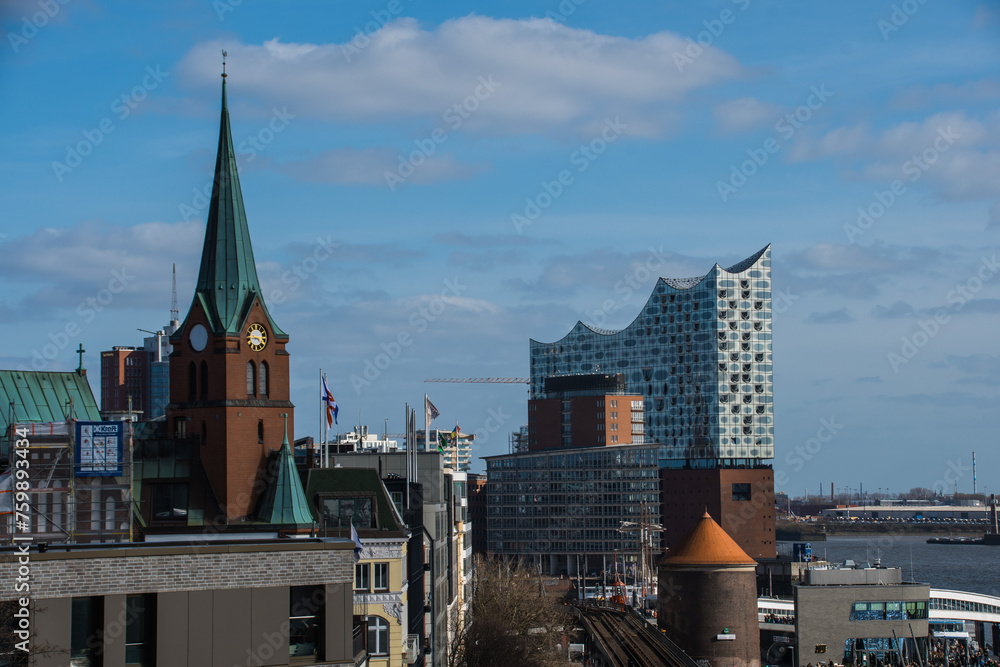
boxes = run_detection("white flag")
[425,396,440,424]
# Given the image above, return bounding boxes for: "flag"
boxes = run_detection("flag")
[0,472,11,515]
[350,521,363,563]
[322,375,338,427]
[425,396,440,425]
[439,425,459,453]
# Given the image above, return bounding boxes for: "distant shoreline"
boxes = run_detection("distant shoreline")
[776,520,985,541]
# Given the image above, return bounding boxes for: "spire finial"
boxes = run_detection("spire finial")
[221,49,227,78]
[281,412,289,447]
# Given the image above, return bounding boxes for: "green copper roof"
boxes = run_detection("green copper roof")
[256,414,313,525]
[0,370,101,434]
[187,77,285,338]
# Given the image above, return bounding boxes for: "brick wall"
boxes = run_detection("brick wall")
[0,542,351,601]
[660,467,776,560]
[167,298,294,519]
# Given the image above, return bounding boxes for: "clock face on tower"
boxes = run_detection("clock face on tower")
[246,323,267,351]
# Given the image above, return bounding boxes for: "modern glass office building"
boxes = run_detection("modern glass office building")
[529,245,773,465]
[485,443,663,575]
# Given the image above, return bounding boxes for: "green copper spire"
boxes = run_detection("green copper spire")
[257,413,314,525]
[193,68,285,337]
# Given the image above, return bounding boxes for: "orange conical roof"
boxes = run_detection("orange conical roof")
[661,510,757,567]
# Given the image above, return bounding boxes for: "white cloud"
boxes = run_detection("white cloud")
[890,78,1000,109]
[0,221,202,316]
[713,97,782,134]
[275,147,487,186]
[177,16,746,138]
[788,112,1000,217]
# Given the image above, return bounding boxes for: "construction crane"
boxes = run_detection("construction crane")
[424,378,528,384]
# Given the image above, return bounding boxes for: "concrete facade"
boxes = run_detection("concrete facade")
[794,568,929,667]
[0,539,360,667]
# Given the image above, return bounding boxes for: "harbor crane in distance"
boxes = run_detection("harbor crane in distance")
[423,378,529,383]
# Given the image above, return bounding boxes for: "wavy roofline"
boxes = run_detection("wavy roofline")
[531,244,770,346]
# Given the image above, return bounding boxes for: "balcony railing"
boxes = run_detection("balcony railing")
[406,634,419,664]
[352,617,366,664]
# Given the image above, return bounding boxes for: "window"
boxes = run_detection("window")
[153,484,188,520]
[373,562,390,591]
[290,586,324,659]
[246,361,256,397]
[174,416,187,439]
[259,361,269,397]
[125,594,155,665]
[367,616,390,655]
[201,421,207,445]
[732,483,751,501]
[258,420,264,444]
[355,563,370,591]
[199,360,208,399]
[322,498,374,529]
[71,596,103,666]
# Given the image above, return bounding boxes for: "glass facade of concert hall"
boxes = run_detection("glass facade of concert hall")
[529,245,774,465]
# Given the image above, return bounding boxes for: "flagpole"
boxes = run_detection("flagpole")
[318,368,323,468]
[319,373,330,468]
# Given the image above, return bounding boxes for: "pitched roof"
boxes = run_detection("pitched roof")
[256,415,314,525]
[177,76,285,339]
[660,510,757,567]
[0,370,101,434]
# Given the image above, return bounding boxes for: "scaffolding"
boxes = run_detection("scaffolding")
[4,422,133,544]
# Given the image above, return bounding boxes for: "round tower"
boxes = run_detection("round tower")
[658,510,760,667]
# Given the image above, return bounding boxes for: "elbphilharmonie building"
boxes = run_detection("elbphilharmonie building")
[529,245,774,465]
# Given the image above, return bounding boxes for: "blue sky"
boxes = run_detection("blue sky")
[1,0,998,494]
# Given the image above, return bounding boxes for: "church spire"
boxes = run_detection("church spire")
[192,56,285,337]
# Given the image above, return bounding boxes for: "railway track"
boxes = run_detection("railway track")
[576,604,698,667]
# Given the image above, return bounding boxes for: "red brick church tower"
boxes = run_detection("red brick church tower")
[167,70,293,522]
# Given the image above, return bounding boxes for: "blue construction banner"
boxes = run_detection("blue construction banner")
[75,421,124,476]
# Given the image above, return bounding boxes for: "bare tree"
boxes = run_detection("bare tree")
[449,556,571,667]
[0,599,66,666]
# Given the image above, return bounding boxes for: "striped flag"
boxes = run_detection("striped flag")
[322,375,338,427]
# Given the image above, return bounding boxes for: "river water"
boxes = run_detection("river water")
[783,535,1000,598]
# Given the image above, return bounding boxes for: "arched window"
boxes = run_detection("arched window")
[247,362,256,397]
[259,361,269,398]
[188,362,197,400]
[367,616,389,656]
[200,361,208,400]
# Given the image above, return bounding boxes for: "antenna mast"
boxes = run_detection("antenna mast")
[170,263,179,324]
